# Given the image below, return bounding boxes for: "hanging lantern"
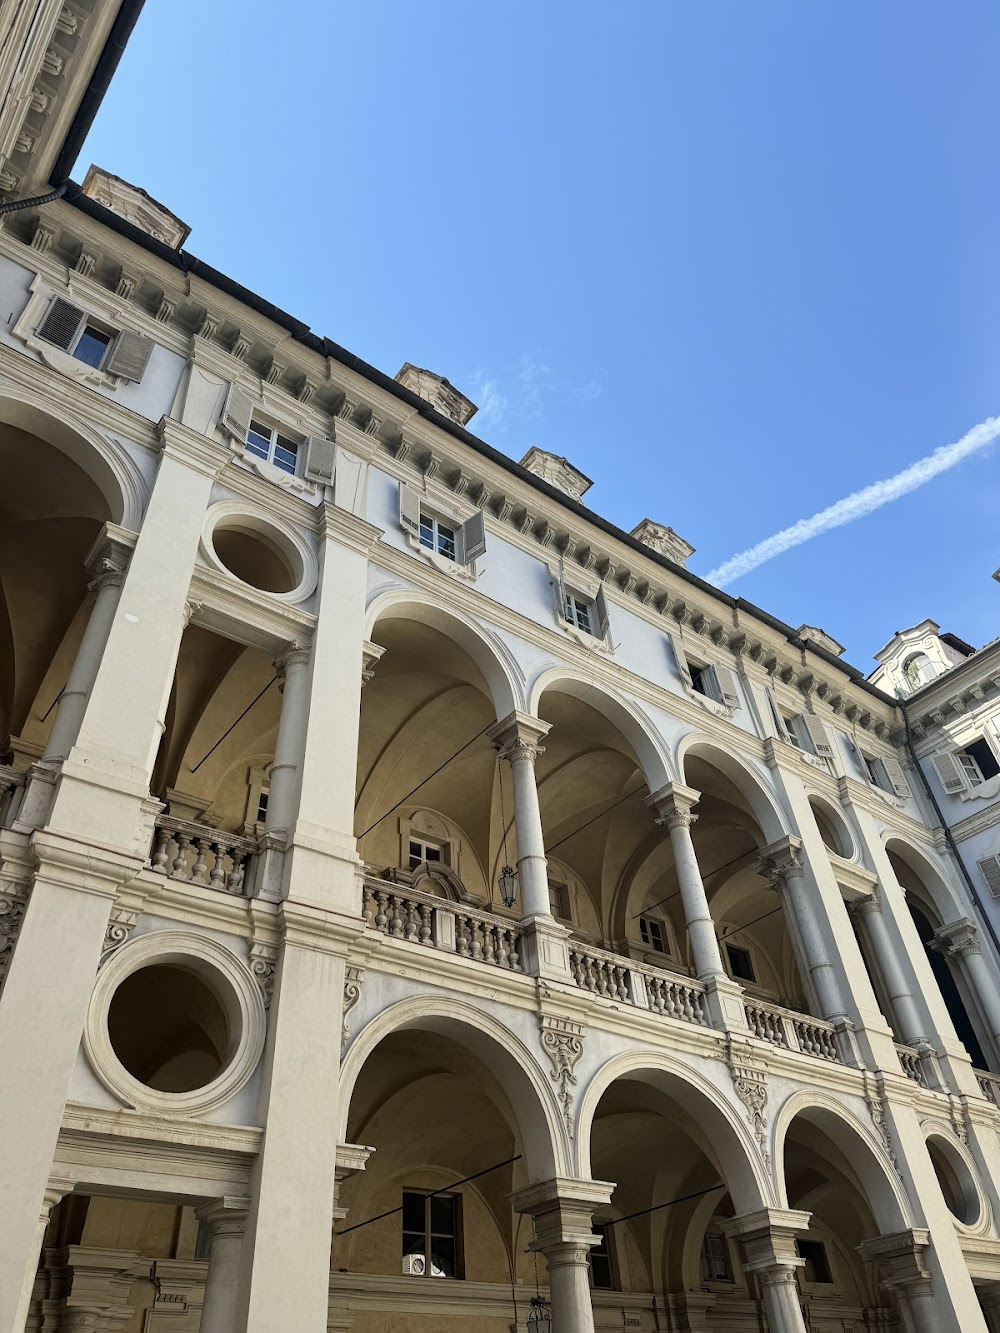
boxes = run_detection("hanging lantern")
[526,1295,552,1330]
[496,753,518,909]
[498,863,518,909]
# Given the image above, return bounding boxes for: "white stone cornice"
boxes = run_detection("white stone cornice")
[157,415,231,478]
[187,567,316,655]
[319,501,385,556]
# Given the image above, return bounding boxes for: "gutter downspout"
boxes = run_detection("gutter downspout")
[0,182,65,214]
[900,698,1000,963]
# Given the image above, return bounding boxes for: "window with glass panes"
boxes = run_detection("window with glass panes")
[639,915,666,953]
[958,738,1000,787]
[402,1190,462,1278]
[419,511,457,561]
[73,322,114,368]
[255,787,269,824]
[726,942,755,982]
[700,1232,732,1282]
[548,880,570,919]
[245,417,299,475]
[409,837,446,871]
[589,1222,615,1289]
[564,593,593,634]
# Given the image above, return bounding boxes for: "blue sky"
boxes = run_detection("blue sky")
[77,1,1000,669]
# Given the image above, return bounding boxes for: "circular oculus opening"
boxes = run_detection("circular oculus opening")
[211,524,298,594]
[927,1137,980,1226]
[810,800,850,858]
[107,963,234,1093]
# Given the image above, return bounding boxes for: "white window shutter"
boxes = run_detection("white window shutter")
[221,382,254,440]
[713,664,741,709]
[667,633,693,688]
[104,330,153,382]
[978,855,1000,898]
[932,751,967,795]
[765,689,789,740]
[460,509,487,564]
[399,481,421,537]
[881,754,910,798]
[302,434,336,484]
[595,583,611,641]
[37,296,86,350]
[801,714,833,757]
[555,561,569,622]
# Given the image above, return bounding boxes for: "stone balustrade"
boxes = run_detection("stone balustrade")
[976,1070,1000,1106]
[148,816,257,896]
[894,1043,929,1087]
[569,945,632,1002]
[362,879,523,972]
[745,998,841,1063]
[568,941,708,1027]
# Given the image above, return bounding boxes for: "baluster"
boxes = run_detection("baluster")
[405,901,420,942]
[171,833,192,880]
[209,842,227,891]
[569,951,583,987]
[389,895,404,938]
[150,826,171,874]
[227,848,247,895]
[593,961,610,997]
[483,924,496,965]
[375,891,389,934]
[456,915,471,956]
[362,885,376,927]
[495,928,508,968]
[506,929,521,972]
[613,966,628,1002]
[418,903,432,944]
[470,921,484,960]
[190,838,210,886]
[680,985,696,1022]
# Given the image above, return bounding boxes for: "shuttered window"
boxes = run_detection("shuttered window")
[398,483,487,565]
[35,296,152,381]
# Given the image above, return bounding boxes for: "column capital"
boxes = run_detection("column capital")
[361,641,385,686]
[933,917,980,958]
[721,1207,811,1277]
[645,782,701,828]
[195,1195,252,1237]
[318,499,385,556]
[488,710,551,760]
[275,643,312,678]
[511,1176,615,1252]
[756,836,805,887]
[857,1228,933,1298]
[83,522,134,591]
[849,889,882,920]
[158,415,231,479]
[333,1142,376,1221]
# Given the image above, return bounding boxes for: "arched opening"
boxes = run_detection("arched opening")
[334,1008,559,1322]
[779,1103,910,1327]
[809,798,851,859]
[887,844,990,1070]
[0,423,113,764]
[107,963,231,1093]
[926,1135,981,1227]
[211,525,298,594]
[581,1062,767,1320]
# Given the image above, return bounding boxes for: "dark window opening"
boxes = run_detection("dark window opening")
[640,916,666,953]
[690,664,711,697]
[964,738,1000,783]
[700,1231,733,1283]
[402,1190,462,1279]
[74,324,112,368]
[796,1239,833,1284]
[909,902,989,1070]
[589,1222,616,1289]
[726,943,755,982]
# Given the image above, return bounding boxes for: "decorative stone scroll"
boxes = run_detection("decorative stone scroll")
[0,887,28,991]
[539,1014,585,1137]
[342,965,364,1053]
[249,940,278,1008]
[727,1039,770,1171]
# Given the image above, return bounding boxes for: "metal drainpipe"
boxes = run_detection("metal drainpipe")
[0,182,67,214]
[900,696,1000,962]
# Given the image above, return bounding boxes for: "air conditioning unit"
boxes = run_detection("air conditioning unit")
[402,1254,427,1276]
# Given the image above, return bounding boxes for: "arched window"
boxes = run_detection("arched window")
[902,653,936,692]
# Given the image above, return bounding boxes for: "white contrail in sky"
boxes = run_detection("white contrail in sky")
[706,414,1000,587]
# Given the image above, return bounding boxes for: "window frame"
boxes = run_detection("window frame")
[418,508,459,562]
[547,879,572,922]
[588,1220,617,1290]
[245,415,301,476]
[564,591,596,635]
[725,941,756,984]
[699,1230,734,1284]
[795,1238,834,1286]
[408,836,448,871]
[401,1189,464,1280]
[639,914,668,954]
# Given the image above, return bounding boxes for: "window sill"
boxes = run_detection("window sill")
[234,445,319,498]
[405,532,477,581]
[955,774,1000,803]
[557,618,613,655]
[683,685,734,719]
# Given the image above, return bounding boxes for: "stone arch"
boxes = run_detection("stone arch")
[676,732,789,845]
[883,835,966,927]
[365,589,523,718]
[773,1091,912,1233]
[339,995,567,1181]
[0,388,145,529]
[576,1050,775,1213]
[807,791,857,859]
[528,667,673,793]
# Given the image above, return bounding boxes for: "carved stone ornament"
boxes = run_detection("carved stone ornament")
[0,888,28,990]
[727,1039,770,1170]
[249,940,278,1008]
[342,964,364,1054]
[101,906,140,961]
[540,1014,585,1138]
[864,1085,900,1175]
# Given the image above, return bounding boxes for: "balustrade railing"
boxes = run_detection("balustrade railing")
[568,941,708,1027]
[362,880,523,972]
[148,817,257,896]
[894,1043,928,1087]
[645,971,708,1026]
[976,1070,1000,1106]
[569,946,631,1002]
[745,998,841,1063]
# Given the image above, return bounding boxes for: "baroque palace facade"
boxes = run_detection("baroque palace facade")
[6,4,1000,1333]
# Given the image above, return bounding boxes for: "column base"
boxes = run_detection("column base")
[520,916,573,980]
[702,975,750,1031]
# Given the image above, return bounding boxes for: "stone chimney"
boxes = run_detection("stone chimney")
[519,447,593,502]
[394,364,478,426]
[81,165,190,248]
[629,519,695,568]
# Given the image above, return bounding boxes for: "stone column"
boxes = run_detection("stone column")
[488,712,571,980]
[851,889,927,1046]
[858,1230,947,1333]
[722,1208,811,1333]
[934,920,1000,1055]
[511,1178,615,1333]
[254,645,312,902]
[196,1197,250,1333]
[645,784,748,1030]
[757,838,846,1022]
